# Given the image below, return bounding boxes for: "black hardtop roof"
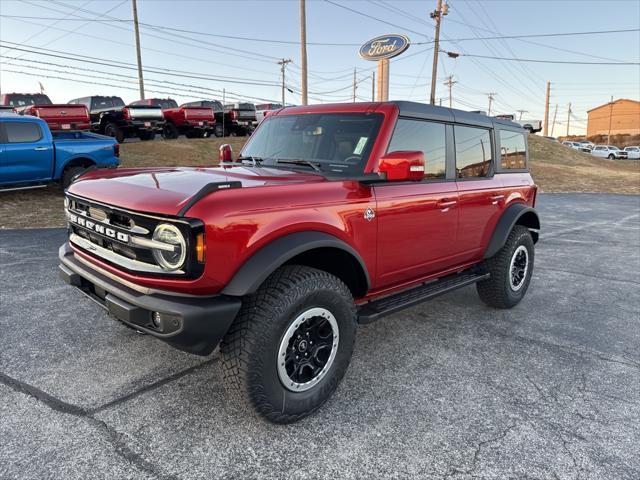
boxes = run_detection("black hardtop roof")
[390,100,523,130]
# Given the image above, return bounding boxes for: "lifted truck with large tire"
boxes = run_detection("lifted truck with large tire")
[67,96,164,143]
[130,98,216,139]
[58,101,539,423]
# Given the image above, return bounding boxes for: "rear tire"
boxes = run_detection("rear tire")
[62,166,86,189]
[162,123,179,140]
[220,265,357,424]
[214,124,224,137]
[104,122,125,143]
[476,225,534,309]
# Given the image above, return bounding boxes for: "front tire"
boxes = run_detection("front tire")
[104,122,125,143]
[162,123,179,140]
[220,265,357,424]
[608,154,615,160]
[477,225,534,309]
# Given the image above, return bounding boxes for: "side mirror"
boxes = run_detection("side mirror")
[219,144,232,163]
[378,151,425,182]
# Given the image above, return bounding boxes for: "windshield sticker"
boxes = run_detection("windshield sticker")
[353,137,368,155]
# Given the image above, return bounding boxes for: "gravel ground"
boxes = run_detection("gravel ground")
[0,193,639,480]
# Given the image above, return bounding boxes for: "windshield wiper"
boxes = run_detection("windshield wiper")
[237,155,264,166]
[275,158,322,171]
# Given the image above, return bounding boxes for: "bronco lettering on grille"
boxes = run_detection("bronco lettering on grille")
[67,211,130,243]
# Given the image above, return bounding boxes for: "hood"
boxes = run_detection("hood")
[67,165,325,216]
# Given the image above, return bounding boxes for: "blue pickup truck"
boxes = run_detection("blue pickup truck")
[0,113,120,190]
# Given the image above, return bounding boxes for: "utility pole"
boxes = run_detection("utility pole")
[566,102,572,137]
[443,75,456,108]
[353,68,357,102]
[429,0,448,105]
[543,81,551,136]
[278,58,292,106]
[607,95,614,144]
[131,0,145,99]
[487,92,497,116]
[550,103,558,136]
[516,109,527,121]
[299,0,308,105]
[372,72,375,101]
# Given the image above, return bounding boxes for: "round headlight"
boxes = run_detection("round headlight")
[152,224,186,271]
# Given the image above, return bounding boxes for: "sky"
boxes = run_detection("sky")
[0,0,639,135]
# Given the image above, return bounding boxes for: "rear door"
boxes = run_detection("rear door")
[0,121,53,184]
[454,124,506,261]
[374,117,460,288]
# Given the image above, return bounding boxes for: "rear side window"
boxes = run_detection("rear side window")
[387,119,446,179]
[454,126,492,178]
[499,130,526,169]
[4,122,43,143]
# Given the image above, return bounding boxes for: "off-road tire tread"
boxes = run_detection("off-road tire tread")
[220,265,356,424]
[62,166,85,189]
[476,225,534,309]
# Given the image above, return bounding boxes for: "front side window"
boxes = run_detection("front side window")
[387,118,446,179]
[455,126,493,178]
[4,122,43,143]
[241,113,384,176]
[499,130,526,170]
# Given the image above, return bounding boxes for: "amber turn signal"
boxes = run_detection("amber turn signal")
[195,233,206,263]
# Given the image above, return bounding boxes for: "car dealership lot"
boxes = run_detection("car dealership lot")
[1,193,639,480]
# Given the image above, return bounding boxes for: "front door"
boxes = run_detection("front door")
[0,121,53,184]
[373,118,459,289]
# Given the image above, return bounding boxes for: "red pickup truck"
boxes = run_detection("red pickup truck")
[1,93,90,131]
[130,98,216,139]
[59,101,539,424]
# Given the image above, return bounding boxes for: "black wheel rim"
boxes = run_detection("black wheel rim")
[277,307,339,392]
[509,245,529,291]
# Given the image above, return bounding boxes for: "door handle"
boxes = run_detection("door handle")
[34,147,49,151]
[437,199,457,211]
[491,194,505,204]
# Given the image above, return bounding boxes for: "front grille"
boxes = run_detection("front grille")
[65,194,203,278]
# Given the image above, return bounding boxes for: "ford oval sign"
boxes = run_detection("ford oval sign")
[359,34,410,61]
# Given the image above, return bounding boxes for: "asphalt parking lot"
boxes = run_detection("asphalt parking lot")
[1,193,639,480]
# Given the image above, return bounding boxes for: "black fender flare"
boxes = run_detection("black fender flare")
[221,231,370,296]
[484,203,540,259]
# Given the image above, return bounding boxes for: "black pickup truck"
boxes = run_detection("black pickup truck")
[181,100,247,137]
[67,96,165,142]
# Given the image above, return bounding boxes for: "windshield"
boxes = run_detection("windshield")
[240,112,384,176]
[7,94,52,106]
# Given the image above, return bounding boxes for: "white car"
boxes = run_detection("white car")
[562,141,590,152]
[579,141,594,151]
[623,146,640,159]
[590,145,628,160]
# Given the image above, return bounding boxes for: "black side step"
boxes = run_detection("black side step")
[357,270,490,324]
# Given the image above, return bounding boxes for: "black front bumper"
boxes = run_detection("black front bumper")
[58,243,241,355]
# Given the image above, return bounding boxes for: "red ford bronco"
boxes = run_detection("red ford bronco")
[59,102,539,423]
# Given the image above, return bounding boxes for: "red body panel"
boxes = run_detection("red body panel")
[66,102,537,300]
[22,104,91,131]
[163,107,215,127]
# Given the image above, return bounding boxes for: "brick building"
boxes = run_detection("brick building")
[586,99,640,137]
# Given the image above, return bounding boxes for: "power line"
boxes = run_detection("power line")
[451,52,640,65]
[324,0,428,38]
